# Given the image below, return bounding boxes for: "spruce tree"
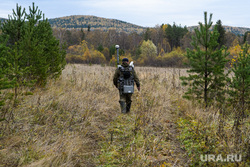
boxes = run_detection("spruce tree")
[165,23,188,51]
[180,12,229,108]
[215,20,226,49]
[243,31,250,44]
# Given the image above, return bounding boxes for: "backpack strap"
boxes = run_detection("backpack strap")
[128,66,134,71]
[117,65,122,69]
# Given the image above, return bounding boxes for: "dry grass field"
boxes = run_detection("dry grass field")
[0,64,249,167]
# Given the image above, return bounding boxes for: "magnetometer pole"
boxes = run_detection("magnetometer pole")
[115,45,119,67]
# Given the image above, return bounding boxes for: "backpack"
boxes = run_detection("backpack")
[118,65,134,94]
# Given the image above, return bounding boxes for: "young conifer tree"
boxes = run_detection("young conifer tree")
[1,4,26,45]
[180,12,229,108]
[0,3,66,86]
[229,42,250,122]
[0,41,14,108]
[0,45,10,121]
[22,3,66,85]
[0,4,30,104]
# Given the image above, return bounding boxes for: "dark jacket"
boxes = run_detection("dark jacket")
[113,62,140,88]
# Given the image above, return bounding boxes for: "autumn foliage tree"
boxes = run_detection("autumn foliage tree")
[66,40,106,64]
[138,40,157,65]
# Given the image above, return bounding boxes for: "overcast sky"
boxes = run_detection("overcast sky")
[0,0,249,28]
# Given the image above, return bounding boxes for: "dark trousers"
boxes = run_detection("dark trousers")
[119,92,132,113]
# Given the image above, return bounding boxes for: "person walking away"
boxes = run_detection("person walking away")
[113,58,140,113]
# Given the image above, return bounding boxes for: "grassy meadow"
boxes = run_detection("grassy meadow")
[0,64,249,167]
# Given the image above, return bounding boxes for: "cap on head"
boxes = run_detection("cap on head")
[122,58,129,62]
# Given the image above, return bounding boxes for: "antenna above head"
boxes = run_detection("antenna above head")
[116,45,119,66]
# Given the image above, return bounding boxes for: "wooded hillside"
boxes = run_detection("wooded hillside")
[187,25,250,35]
[48,15,250,35]
[48,15,145,34]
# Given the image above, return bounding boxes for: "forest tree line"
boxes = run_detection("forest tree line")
[52,21,250,67]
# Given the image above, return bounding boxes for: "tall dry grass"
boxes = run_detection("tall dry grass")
[0,64,248,166]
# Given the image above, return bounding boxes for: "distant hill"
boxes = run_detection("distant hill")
[48,15,145,34]
[223,26,250,35]
[48,15,250,35]
[187,25,250,36]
